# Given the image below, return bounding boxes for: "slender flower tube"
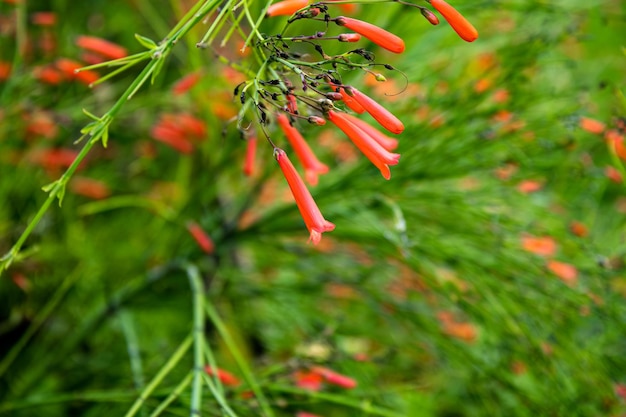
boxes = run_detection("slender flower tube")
[187,222,215,254]
[335,16,405,54]
[341,113,399,151]
[338,87,365,114]
[266,0,308,17]
[347,87,405,134]
[429,0,478,42]
[277,113,329,186]
[75,35,128,59]
[275,148,335,244]
[243,135,257,176]
[328,110,400,180]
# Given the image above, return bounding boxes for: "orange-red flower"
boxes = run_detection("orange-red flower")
[293,370,324,391]
[341,113,399,151]
[336,86,365,114]
[55,58,99,85]
[547,260,578,286]
[31,11,57,26]
[521,235,557,257]
[172,71,203,95]
[266,0,308,17]
[328,110,400,180]
[70,177,111,200]
[277,113,329,186]
[76,35,128,60]
[275,148,335,244]
[310,366,357,389]
[429,0,478,42]
[346,87,404,134]
[335,16,405,54]
[0,61,12,81]
[187,222,215,254]
[579,116,605,135]
[204,366,240,387]
[151,113,207,154]
[243,135,257,177]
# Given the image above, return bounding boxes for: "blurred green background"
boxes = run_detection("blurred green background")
[1,0,625,416]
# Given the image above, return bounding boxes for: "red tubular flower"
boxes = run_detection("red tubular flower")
[275,148,335,244]
[311,366,357,389]
[172,71,203,95]
[76,35,128,60]
[341,113,399,151]
[187,222,215,254]
[277,113,329,186]
[55,58,99,85]
[346,87,404,134]
[429,0,478,42]
[328,110,400,180]
[204,366,240,387]
[335,86,365,114]
[335,16,405,54]
[266,0,308,17]
[243,136,257,177]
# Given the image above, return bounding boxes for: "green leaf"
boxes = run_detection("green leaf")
[135,33,157,50]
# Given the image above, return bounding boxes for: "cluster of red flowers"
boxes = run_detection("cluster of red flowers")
[256,0,478,244]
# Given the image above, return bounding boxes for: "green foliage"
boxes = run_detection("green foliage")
[0,0,625,416]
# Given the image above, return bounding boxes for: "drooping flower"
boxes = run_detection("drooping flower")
[345,87,404,134]
[275,148,335,244]
[187,222,215,254]
[266,0,308,17]
[340,113,399,151]
[276,113,329,186]
[336,86,365,114]
[335,16,405,54]
[429,0,478,42]
[76,35,128,60]
[327,110,400,180]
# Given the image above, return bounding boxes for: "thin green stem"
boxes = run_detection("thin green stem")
[119,310,146,393]
[0,268,80,379]
[204,303,275,417]
[186,265,206,416]
[148,373,194,417]
[124,335,194,417]
[201,374,240,417]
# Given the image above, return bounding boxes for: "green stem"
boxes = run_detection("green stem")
[0,268,80,379]
[124,335,194,417]
[186,265,206,416]
[119,310,146,394]
[148,373,194,417]
[204,303,275,417]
